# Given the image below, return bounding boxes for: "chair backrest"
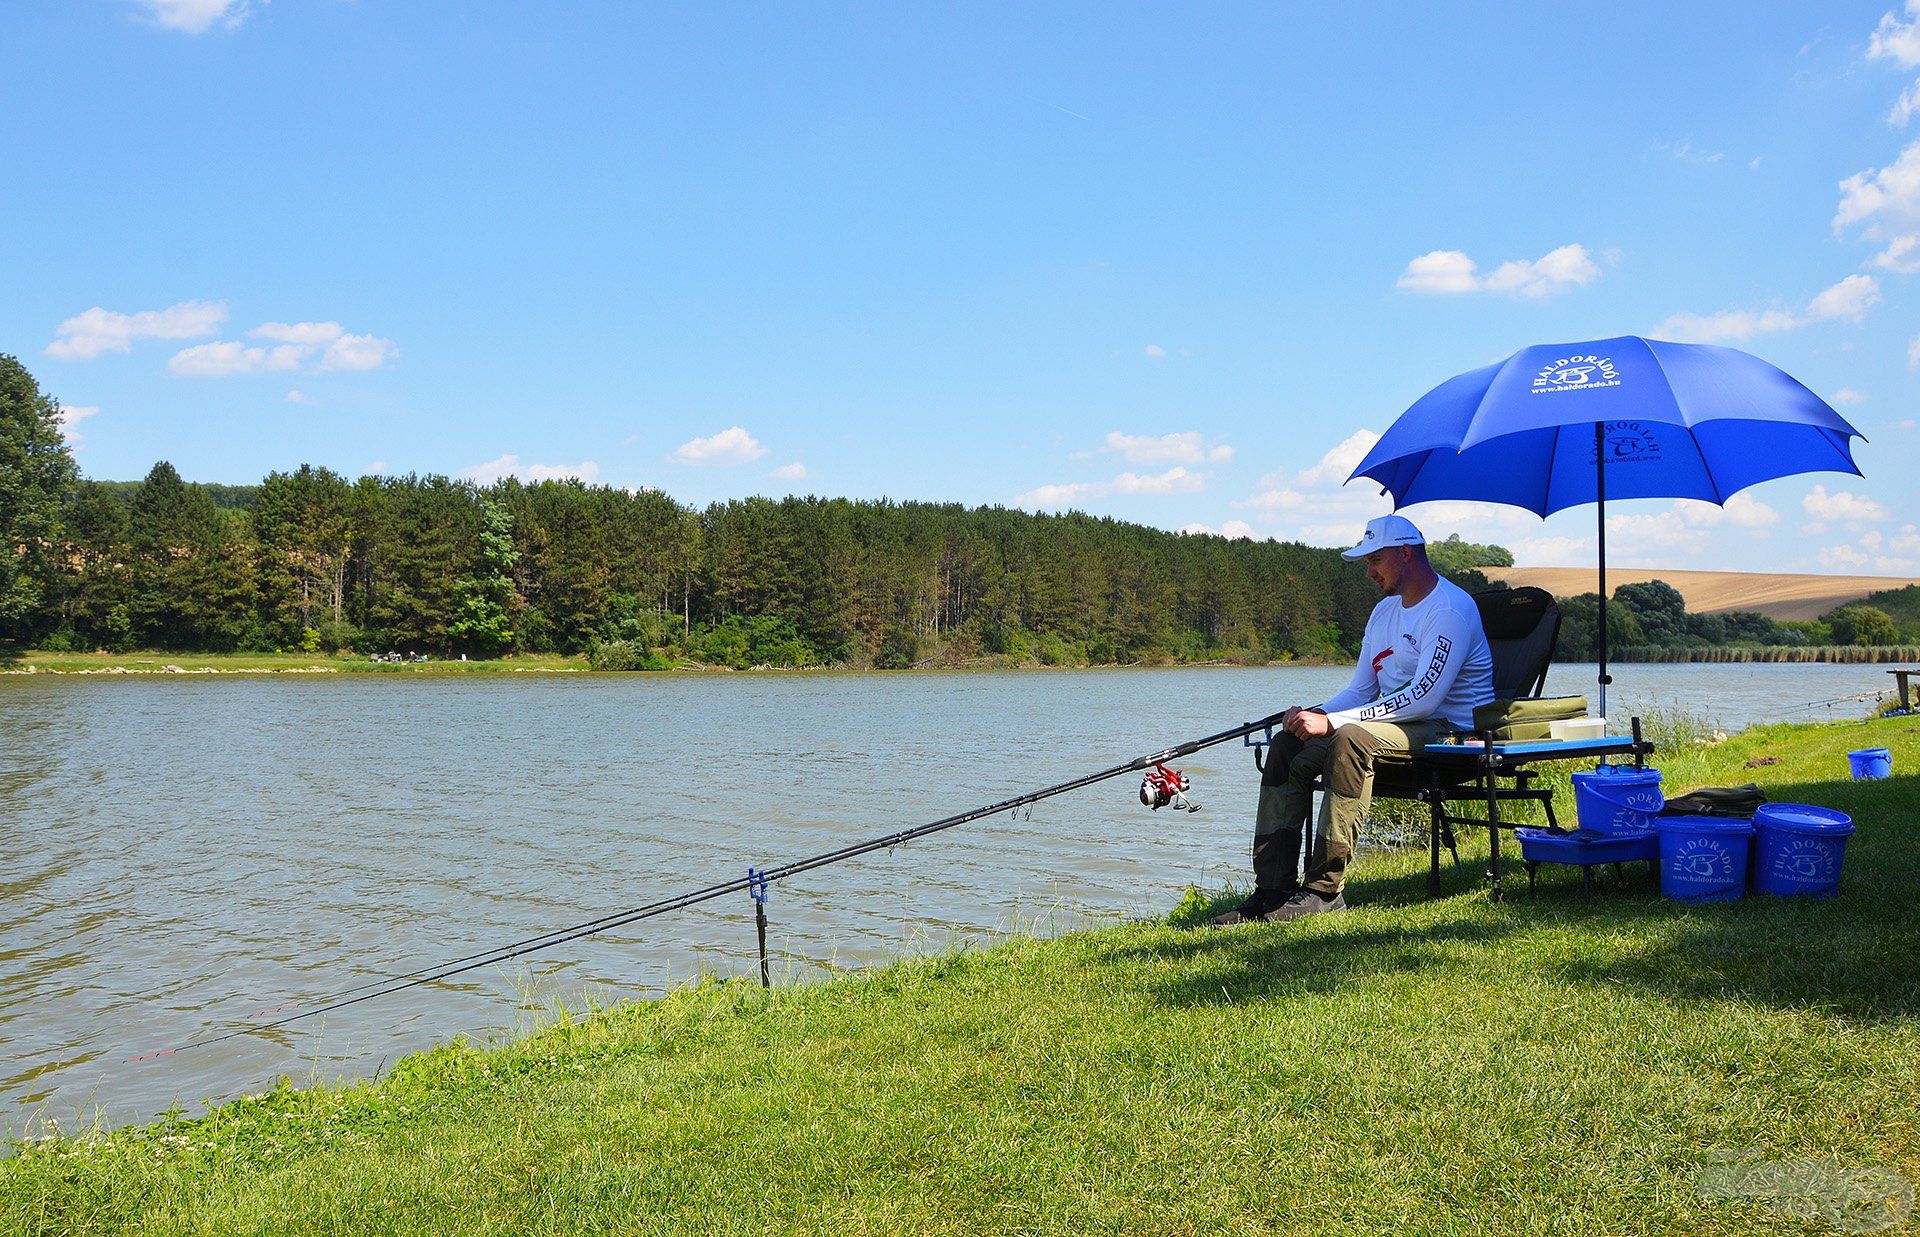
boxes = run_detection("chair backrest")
[1473,586,1560,700]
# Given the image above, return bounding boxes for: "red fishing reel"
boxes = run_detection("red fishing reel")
[1139,762,1199,813]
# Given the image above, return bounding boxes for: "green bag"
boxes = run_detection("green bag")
[1471,695,1590,742]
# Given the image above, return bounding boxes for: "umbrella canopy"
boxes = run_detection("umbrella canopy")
[1348,335,1868,714]
[1350,335,1864,515]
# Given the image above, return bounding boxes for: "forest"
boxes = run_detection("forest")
[4,355,1910,668]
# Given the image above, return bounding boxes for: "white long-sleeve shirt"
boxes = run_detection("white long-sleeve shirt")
[1317,576,1495,731]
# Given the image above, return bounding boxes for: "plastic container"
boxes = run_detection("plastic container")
[1550,716,1608,742]
[1848,747,1893,780]
[1656,815,1754,902]
[1516,827,1658,866]
[1572,764,1664,835]
[1753,804,1855,899]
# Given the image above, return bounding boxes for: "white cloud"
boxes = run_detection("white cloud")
[1836,140,1920,236]
[1396,250,1480,294]
[1808,273,1882,321]
[1657,275,1880,343]
[462,455,600,486]
[285,389,310,404]
[1143,344,1167,358]
[1901,418,1918,429]
[55,404,99,446]
[770,461,807,480]
[1802,484,1890,532]
[1294,429,1380,487]
[363,461,387,475]
[250,320,343,345]
[1662,140,1725,164]
[1909,333,1920,367]
[168,340,307,376]
[674,426,767,466]
[1870,2,1920,67]
[1872,234,1920,271]
[1397,244,1599,298]
[1830,387,1868,405]
[1238,488,1307,512]
[1656,307,1800,344]
[1097,431,1234,466]
[1508,535,1595,567]
[131,0,254,34]
[1013,465,1211,509]
[1179,520,1259,539]
[163,319,393,375]
[318,333,396,371]
[1893,82,1920,127]
[1819,526,1920,573]
[45,300,226,360]
[1111,466,1207,495]
[1012,481,1097,510]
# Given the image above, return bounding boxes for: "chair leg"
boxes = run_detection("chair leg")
[1526,859,1537,897]
[1427,794,1442,896]
[1582,866,1593,903]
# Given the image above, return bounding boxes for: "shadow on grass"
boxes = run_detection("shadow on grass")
[1549,770,1920,1023]
[1139,769,1919,1024]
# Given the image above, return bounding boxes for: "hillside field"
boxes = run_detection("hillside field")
[1481,566,1920,621]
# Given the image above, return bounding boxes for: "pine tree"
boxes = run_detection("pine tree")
[0,355,80,642]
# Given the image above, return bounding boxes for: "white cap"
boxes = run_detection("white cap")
[1341,514,1425,560]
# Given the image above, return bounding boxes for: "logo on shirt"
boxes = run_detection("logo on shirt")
[1530,354,1620,395]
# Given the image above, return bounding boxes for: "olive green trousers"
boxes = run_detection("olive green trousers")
[1253,718,1452,896]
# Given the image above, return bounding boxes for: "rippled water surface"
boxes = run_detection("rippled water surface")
[0,661,1883,1133]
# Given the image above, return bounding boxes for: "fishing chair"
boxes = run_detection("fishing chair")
[1254,586,1566,895]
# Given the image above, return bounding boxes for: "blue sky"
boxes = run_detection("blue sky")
[4,1,1918,575]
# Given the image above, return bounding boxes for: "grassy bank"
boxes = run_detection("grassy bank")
[5,719,1918,1234]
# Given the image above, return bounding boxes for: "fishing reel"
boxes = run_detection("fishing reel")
[1139,762,1199,813]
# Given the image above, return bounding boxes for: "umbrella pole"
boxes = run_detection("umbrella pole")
[1594,423,1610,719]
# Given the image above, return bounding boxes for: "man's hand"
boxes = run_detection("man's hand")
[1284,709,1333,740]
[1279,705,1302,728]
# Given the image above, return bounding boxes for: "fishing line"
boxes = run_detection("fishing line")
[127,712,1283,1062]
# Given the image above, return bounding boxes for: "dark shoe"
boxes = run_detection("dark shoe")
[1261,890,1348,923]
[1207,885,1295,927]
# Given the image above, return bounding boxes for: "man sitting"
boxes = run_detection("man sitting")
[1211,515,1494,926]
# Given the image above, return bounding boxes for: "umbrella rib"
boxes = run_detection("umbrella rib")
[1639,342,1729,506]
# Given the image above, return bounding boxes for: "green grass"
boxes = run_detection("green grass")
[5,718,1918,1234]
[1,650,588,675]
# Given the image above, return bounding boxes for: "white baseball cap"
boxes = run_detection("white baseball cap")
[1341,514,1425,560]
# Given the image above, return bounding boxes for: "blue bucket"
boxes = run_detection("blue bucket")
[1572,764,1664,835]
[1847,748,1892,780]
[1656,815,1753,902]
[1753,804,1855,899]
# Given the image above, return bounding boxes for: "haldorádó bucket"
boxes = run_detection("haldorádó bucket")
[1753,804,1855,899]
[1656,815,1753,902]
[1847,748,1893,780]
[1572,764,1664,835]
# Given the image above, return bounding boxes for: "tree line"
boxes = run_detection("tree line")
[7,356,1423,666]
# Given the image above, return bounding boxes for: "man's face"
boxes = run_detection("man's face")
[1363,546,1411,596]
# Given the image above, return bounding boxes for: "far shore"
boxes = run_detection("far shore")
[0,650,1354,676]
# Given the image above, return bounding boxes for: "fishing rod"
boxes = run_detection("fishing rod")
[128,711,1286,1063]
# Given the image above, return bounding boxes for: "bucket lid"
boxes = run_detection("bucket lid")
[1656,814,1754,834]
[1755,803,1856,835]
[1576,763,1661,783]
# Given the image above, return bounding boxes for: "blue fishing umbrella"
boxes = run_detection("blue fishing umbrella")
[1348,334,1866,713]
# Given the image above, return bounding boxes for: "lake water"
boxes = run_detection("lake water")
[0,661,1889,1136]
